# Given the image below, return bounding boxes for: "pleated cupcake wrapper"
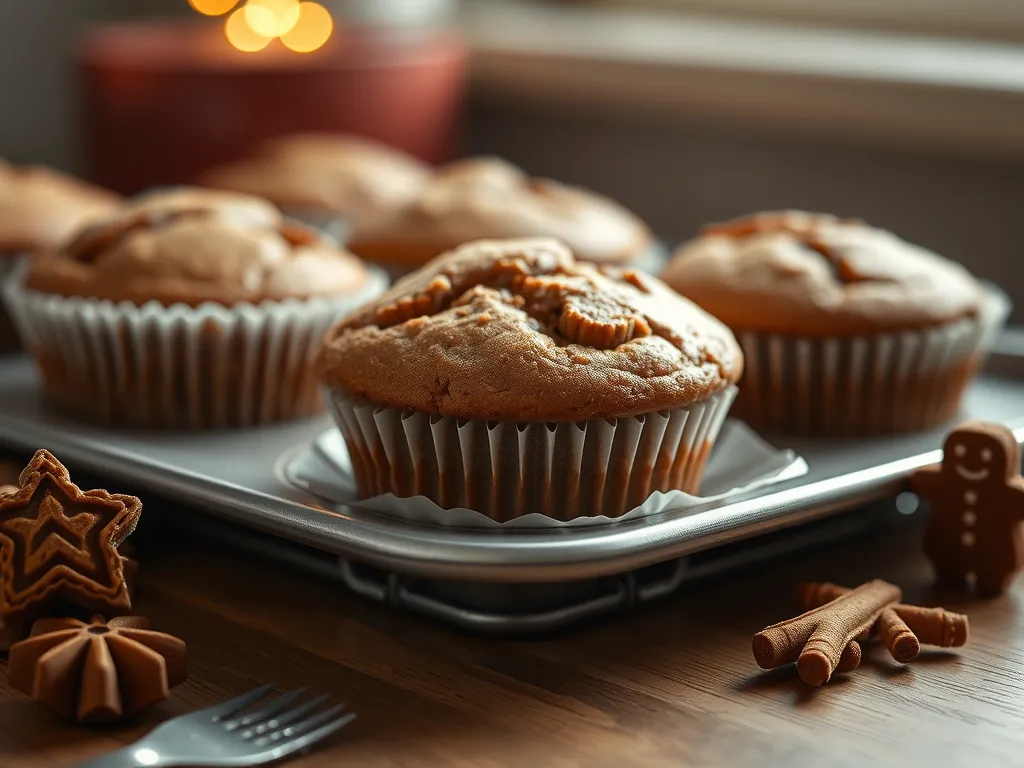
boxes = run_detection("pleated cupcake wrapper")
[736,286,1010,435]
[325,385,737,523]
[293,418,807,529]
[4,264,388,428]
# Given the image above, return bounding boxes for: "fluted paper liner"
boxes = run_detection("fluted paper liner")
[290,413,807,528]
[736,286,1010,435]
[4,264,388,428]
[324,385,750,523]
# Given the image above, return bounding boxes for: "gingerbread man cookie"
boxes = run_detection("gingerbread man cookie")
[912,421,1024,595]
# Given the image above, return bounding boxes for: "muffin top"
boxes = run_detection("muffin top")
[347,157,653,267]
[662,211,986,336]
[317,238,742,421]
[199,134,430,223]
[24,187,370,306]
[0,162,120,253]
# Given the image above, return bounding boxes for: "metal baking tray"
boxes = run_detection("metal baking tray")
[2,334,1024,631]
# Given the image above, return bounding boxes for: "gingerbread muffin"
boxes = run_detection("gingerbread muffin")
[662,211,1008,435]
[6,187,387,428]
[346,157,656,275]
[317,237,742,523]
[0,162,120,351]
[199,133,431,239]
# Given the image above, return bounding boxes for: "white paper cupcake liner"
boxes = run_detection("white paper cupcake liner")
[325,385,738,523]
[736,286,1010,435]
[289,420,807,529]
[4,264,388,428]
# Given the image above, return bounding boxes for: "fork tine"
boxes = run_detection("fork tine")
[267,693,328,728]
[264,704,347,744]
[243,693,330,737]
[259,712,356,761]
[204,683,276,721]
[225,687,307,729]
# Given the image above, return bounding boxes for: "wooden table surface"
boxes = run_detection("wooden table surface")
[1,511,1022,768]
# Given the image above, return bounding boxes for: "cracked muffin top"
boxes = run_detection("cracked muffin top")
[662,211,986,336]
[346,157,653,268]
[316,237,742,421]
[0,162,120,253]
[24,187,370,306]
[199,134,430,224]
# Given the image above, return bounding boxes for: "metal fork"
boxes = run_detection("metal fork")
[73,684,355,768]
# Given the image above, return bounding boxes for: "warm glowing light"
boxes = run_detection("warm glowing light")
[188,0,239,15]
[244,0,301,37]
[280,2,333,53]
[225,7,272,51]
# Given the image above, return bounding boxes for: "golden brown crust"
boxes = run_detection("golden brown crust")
[317,238,742,421]
[662,211,985,336]
[199,133,430,224]
[347,157,653,268]
[24,187,370,306]
[0,162,120,253]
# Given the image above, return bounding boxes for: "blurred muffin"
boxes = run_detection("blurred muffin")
[662,211,1008,435]
[0,162,120,351]
[317,237,741,523]
[6,187,387,428]
[347,157,655,275]
[198,133,430,239]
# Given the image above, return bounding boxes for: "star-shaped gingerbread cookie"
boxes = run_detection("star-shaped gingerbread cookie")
[0,450,141,648]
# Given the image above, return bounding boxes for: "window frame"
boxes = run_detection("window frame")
[596,0,1024,42]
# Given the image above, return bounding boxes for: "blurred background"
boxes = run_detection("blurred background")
[3,0,1023,312]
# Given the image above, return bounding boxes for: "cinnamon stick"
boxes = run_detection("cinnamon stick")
[753,579,901,686]
[800,582,968,663]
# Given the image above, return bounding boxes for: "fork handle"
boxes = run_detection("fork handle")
[72,745,165,768]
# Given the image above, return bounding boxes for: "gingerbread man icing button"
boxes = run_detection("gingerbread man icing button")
[912,421,1024,595]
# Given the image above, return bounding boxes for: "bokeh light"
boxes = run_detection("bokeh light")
[191,0,333,53]
[244,0,301,38]
[280,2,333,53]
[188,0,239,15]
[224,7,273,51]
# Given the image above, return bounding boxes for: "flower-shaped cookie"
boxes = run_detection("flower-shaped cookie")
[8,615,187,723]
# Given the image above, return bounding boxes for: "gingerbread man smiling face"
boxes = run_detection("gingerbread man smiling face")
[948,429,1012,483]
[913,421,1024,595]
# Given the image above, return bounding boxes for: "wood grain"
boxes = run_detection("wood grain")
[0,517,1021,768]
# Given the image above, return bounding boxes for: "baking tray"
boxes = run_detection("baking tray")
[3,334,1024,633]
[2,332,1024,576]
[165,495,906,634]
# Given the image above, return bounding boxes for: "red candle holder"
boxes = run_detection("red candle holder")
[79,20,468,194]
